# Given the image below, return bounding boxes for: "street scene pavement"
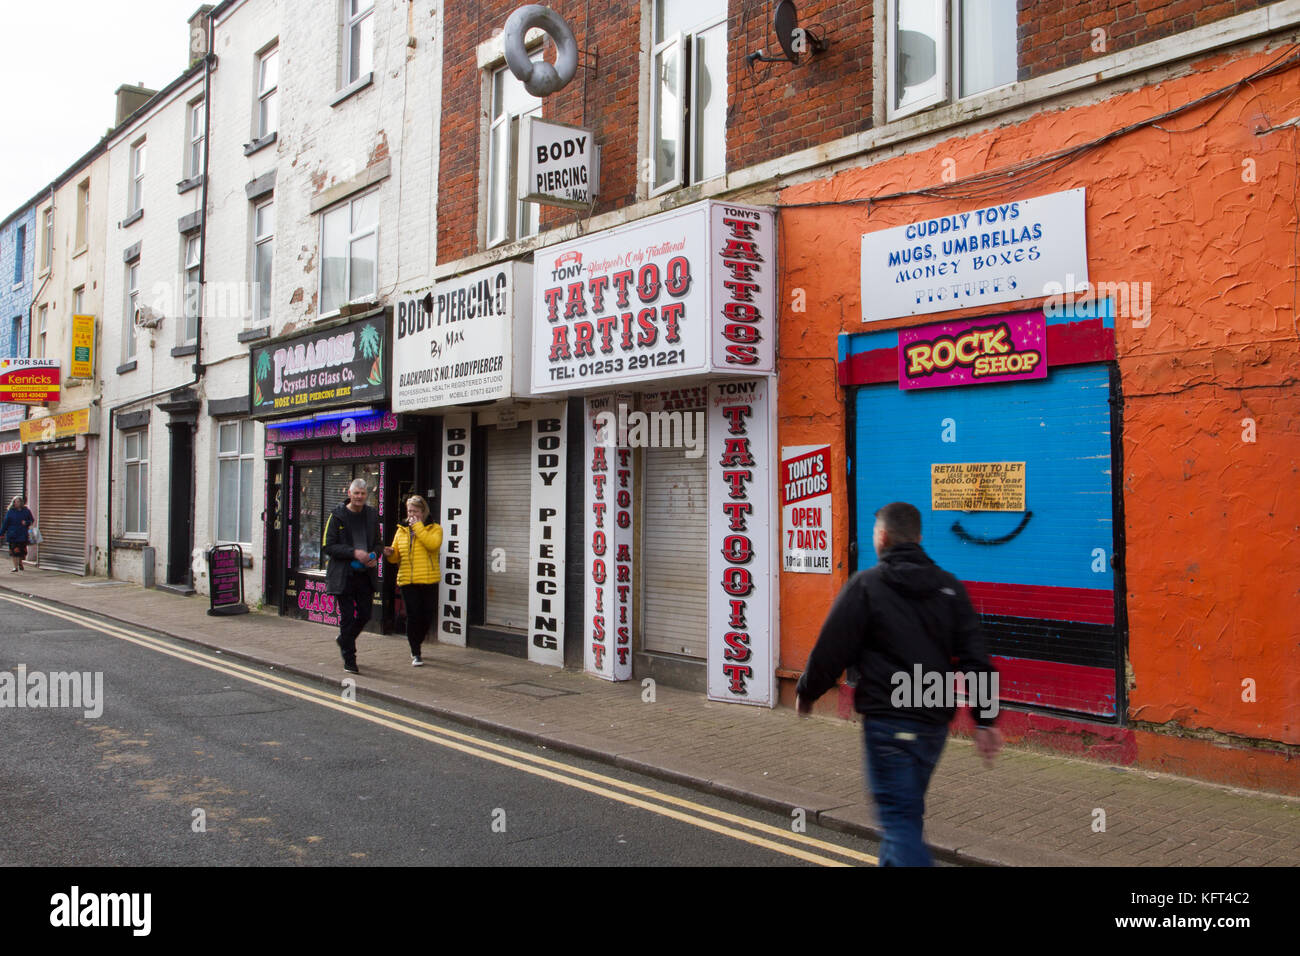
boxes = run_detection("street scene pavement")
[2,567,1296,867]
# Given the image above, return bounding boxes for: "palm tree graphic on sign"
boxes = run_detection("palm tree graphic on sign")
[358,323,382,385]
[253,350,272,405]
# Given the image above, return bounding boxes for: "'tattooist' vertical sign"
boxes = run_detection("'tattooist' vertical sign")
[437,413,472,646]
[584,393,634,680]
[707,379,776,706]
[528,402,567,666]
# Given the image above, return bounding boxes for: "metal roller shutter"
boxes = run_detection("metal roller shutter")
[482,424,532,631]
[36,449,88,574]
[1,456,24,507]
[852,364,1119,717]
[642,444,708,658]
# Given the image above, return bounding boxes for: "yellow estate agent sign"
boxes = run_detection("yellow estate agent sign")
[70,314,95,378]
[931,462,1026,512]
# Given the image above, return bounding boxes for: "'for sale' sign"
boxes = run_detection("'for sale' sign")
[0,358,60,404]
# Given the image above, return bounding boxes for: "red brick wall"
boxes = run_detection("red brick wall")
[1019,0,1276,79]
[438,1,1284,264]
[437,1,642,264]
[729,0,874,170]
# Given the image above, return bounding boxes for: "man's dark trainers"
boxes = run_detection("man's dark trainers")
[343,662,360,675]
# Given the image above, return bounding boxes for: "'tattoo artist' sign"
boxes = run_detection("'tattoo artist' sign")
[532,201,775,393]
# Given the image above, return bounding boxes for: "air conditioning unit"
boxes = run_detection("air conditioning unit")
[134,305,165,328]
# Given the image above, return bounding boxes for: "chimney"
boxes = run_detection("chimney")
[188,5,215,67]
[114,84,158,126]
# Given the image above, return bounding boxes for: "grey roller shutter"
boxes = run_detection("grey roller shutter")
[0,456,24,507]
[482,423,531,631]
[642,444,708,658]
[36,449,88,574]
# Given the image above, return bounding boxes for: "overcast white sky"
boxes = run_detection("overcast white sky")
[0,0,202,215]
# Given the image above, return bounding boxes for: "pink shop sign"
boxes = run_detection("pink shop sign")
[898,311,1048,390]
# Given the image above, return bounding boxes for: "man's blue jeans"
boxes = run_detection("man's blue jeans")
[863,715,949,867]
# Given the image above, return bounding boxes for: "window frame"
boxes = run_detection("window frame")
[317,188,378,318]
[75,180,90,250]
[216,419,256,545]
[124,259,140,361]
[13,225,24,284]
[39,206,53,273]
[129,139,147,214]
[253,198,275,324]
[187,98,206,180]
[36,304,47,358]
[486,57,543,249]
[649,2,727,197]
[183,234,201,344]
[886,0,1017,122]
[343,0,375,87]
[123,429,149,537]
[256,45,280,139]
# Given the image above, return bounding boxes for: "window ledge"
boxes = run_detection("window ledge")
[171,344,198,357]
[237,326,271,343]
[72,245,88,260]
[177,174,204,195]
[116,360,138,374]
[10,282,22,292]
[112,538,149,550]
[330,71,373,108]
[243,131,277,156]
[120,208,144,228]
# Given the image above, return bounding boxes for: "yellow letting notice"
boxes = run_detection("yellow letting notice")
[931,462,1026,512]
[70,315,95,378]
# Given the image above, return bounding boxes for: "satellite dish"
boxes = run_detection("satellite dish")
[775,1,800,63]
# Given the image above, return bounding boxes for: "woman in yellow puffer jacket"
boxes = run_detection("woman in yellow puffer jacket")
[383,495,442,665]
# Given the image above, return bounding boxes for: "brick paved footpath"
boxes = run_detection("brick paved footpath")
[3,568,1296,866]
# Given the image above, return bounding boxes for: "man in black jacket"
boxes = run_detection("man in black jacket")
[796,501,1002,866]
[323,478,382,675]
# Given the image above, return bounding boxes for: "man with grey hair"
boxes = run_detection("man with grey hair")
[322,478,382,675]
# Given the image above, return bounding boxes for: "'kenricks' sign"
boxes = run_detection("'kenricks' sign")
[0,358,60,404]
[249,312,388,418]
[532,200,776,393]
[861,187,1088,323]
[899,311,1047,390]
[523,118,598,209]
[394,262,533,411]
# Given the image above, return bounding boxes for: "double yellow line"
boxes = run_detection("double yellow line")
[2,592,875,866]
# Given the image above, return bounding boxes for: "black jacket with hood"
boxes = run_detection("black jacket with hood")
[795,542,997,726]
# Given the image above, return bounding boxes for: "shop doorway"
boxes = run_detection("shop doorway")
[850,364,1124,719]
[383,457,415,635]
[166,423,195,587]
[265,458,285,612]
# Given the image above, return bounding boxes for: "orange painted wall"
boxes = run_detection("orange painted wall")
[776,46,1300,749]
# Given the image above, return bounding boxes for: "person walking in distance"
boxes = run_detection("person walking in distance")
[322,479,382,675]
[383,495,442,666]
[2,495,35,572]
[796,501,1002,866]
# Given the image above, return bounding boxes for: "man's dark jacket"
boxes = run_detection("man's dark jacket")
[322,501,381,595]
[796,542,997,726]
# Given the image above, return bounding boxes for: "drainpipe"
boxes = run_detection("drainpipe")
[107,20,216,579]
